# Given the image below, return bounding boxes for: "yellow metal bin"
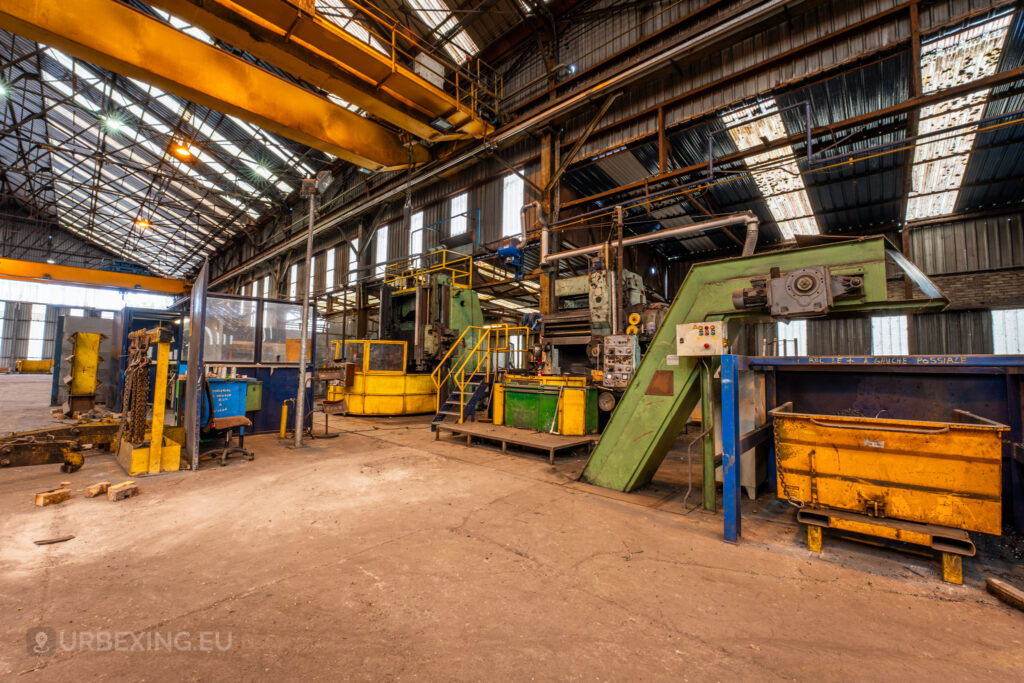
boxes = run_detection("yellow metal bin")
[771,402,1007,535]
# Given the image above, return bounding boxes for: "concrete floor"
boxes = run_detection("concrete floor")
[1,375,1023,679]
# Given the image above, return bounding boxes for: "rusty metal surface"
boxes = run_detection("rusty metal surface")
[644,370,674,396]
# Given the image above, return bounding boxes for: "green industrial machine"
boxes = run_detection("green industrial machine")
[377,250,483,372]
[581,236,947,492]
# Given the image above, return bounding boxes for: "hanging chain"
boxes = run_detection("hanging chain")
[115,332,151,449]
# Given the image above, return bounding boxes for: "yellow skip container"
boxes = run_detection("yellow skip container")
[770,402,1006,535]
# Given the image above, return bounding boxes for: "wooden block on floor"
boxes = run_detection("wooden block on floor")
[35,488,71,507]
[86,481,111,498]
[107,481,138,502]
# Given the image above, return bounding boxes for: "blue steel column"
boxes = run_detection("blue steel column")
[721,353,742,542]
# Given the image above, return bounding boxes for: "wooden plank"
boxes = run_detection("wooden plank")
[107,481,139,502]
[86,481,111,498]
[986,577,1024,612]
[35,488,70,506]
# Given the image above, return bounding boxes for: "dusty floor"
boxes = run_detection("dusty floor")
[1,376,1023,680]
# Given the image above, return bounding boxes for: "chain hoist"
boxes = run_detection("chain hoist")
[115,331,152,449]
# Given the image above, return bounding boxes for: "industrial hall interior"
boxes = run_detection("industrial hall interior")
[3,0,1024,678]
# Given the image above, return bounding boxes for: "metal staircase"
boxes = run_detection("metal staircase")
[430,325,530,431]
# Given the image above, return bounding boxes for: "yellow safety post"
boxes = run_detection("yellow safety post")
[280,399,294,439]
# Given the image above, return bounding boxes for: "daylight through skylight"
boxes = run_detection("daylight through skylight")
[723,99,819,239]
[405,0,480,62]
[905,13,1012,221]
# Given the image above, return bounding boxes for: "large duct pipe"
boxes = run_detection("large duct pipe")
[742,216,760,256]
[520,201,541,244]
[543,211,758,264]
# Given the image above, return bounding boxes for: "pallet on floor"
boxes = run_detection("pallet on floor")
[435,421,598,463]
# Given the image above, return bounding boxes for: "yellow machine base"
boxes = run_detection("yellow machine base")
[17,359,54,373]
[326,371,436,416]
[798,508,974,584]
[116,436,181,476]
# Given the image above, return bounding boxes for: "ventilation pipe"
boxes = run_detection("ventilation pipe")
[543,211,759,264]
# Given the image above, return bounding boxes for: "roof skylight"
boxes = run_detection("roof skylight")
[316,0,389,56]
[405,0,480,62]
[905,13,1012,221]
[722,99,819,239]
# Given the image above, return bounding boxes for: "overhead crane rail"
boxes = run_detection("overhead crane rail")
[149,0,499,141]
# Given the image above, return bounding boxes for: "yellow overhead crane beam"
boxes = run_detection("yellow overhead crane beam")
[148,0,495,141]
[0,258,189,295]
[0,0,429,171]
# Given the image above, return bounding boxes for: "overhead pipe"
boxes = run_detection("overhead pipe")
[543,211,759,264]
[209,0,793,287]
[742,216,759,256]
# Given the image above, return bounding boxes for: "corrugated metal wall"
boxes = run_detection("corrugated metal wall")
[913,310,994,354]
[0,302,69,368]
[910,212,1024,275]
[807,317,873,355]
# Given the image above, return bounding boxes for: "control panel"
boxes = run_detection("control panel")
[602,334,640,388]
[676,322,726,356]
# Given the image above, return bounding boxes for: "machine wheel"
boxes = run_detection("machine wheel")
[598,391,617,412]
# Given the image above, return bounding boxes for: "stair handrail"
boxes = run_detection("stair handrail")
[431,324,532,418]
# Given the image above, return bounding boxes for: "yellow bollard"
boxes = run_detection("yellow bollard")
[280,399,294,439]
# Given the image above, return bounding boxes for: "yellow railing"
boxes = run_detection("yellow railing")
[323,0,503,123]
[385,249,473,290]
[431,325,531,422]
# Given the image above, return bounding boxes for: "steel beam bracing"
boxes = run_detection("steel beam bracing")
[147,0,494,141]
[209,0,798,286]
[580,237,947,492]
[0,0,429,171]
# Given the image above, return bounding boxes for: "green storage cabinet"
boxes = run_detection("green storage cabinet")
[503,384,598,435]
[245,381,263,412]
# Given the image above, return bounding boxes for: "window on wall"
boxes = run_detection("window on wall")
[0,303,5,354]
[262,274,271,298]
[502,174,525,237]
[27,304,47,360]
[450,193,467,235]
[308,254,318,297]
[288,263,298,300]
[872,315,909,355]
[410,211,424,267]
[376,225,389,277]
[325,248,336,291]
[992,309,1024,354]
[776,319,806,356]
[348,238,360,285]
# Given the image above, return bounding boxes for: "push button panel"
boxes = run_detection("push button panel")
[676,322,726,356]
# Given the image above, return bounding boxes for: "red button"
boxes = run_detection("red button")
[704,343,710,349]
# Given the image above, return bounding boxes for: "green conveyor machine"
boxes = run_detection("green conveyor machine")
[580,236,947,492]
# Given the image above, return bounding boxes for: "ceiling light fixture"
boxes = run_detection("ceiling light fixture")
[102,115,124,133]
[429,117,454,133]
[135,218,151,231]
